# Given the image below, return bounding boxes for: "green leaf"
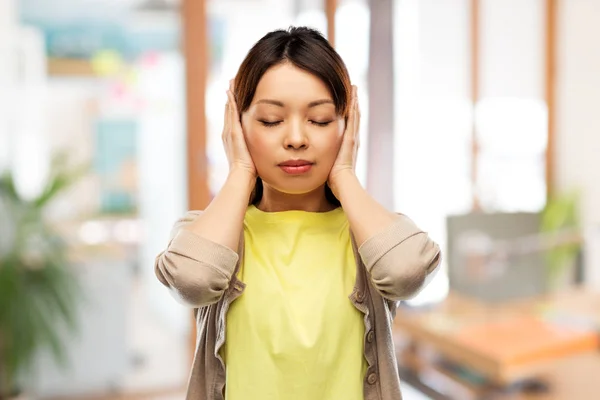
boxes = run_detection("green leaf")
[0,152,85,393]
[540,189,582,289]
[33,155,89,208]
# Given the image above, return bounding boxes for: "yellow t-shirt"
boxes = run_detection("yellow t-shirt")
[222,205,367,400]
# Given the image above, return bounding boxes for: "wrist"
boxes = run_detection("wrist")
[227,168,256,194]
[329,169,359,201]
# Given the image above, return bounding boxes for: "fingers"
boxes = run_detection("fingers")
[348,86,358,126]
[229,82,243,131]
[223,98,230,140]
[354,86,360,149]
[223,80,235,143]
[226,89,235,130]
[345,85,360,148]
[226,80,243,132]
[351,86,357,132]
[223,80,236,144]
[347,86,356,124]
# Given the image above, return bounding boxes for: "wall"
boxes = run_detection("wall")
[0,0,17,173]
[556,0,600,287]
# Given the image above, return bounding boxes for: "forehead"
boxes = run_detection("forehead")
[253,63,332,104]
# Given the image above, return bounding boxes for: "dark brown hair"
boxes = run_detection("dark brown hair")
[233,26,352,207]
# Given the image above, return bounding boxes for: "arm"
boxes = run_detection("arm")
[329,86,440,301]
[335,171,441,301]
[154,83,256,307]
[154,171,254,307]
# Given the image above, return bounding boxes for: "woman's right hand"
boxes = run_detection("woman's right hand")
[223,80,256,180]
[170,80,256,254]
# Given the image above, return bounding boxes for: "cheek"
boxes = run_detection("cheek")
[242,124,277,172]
[323,121,345,156]
[242,119,263,156]
[245,133,265,161]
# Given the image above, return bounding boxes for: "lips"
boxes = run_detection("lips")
[278,159,313,167]
[278,159,313,175]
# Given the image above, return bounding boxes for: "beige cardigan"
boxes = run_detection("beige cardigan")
[155,210,441,400]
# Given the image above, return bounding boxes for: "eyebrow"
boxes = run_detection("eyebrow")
[255,99,334,108]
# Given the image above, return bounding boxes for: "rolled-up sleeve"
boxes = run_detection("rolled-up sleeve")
[154,211,239,307]
[358,214,441,301]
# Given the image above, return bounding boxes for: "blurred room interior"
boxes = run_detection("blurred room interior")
[1,0,599,399]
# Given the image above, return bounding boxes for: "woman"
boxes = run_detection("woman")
[155,26,440,400]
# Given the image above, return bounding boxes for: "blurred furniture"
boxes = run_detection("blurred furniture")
[499,352,600,400]
[446,212,584,303]
[394,287,600,399]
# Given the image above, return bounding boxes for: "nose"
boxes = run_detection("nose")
[283,120,308,150]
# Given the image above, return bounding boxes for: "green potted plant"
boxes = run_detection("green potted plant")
[540,190,582,291]
[0,154,85,398]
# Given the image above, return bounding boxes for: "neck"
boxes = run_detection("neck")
[257,184,335,213]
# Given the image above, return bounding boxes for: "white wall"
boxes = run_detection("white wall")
[392,0,473,305]
[556,0,600,287]
[0,0,17,173]
[135,52,189,335]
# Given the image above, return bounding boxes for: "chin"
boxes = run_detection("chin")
[262,177,327,196]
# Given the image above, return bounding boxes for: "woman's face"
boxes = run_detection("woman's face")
[241,63,345,196]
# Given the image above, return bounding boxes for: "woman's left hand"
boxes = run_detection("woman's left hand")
[328,85,360,196]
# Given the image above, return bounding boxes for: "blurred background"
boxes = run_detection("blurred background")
[1,0,599,399]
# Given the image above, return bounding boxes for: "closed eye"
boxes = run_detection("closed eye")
[259,120,282,127]
[311,120,333,127]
